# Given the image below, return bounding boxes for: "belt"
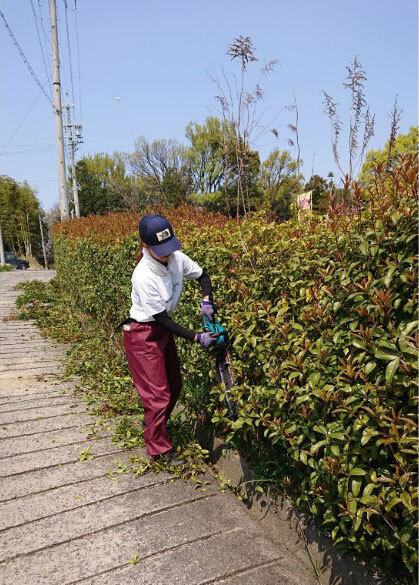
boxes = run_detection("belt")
[114,317,138,332]
[114,317,159,332]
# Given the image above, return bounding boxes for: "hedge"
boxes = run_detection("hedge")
[52,157,418,575]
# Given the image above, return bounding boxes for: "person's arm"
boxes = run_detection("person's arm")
[152,310,198,342]
[196,270,212,301]
[181,252,212,301]
[152,310,219,348]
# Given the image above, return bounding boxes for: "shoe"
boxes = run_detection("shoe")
[153,451,186,468]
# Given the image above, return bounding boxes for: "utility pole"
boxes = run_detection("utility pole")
[64,97,83,217]
[38,214,48,269]
[49,0,69,220]
[0,211,5,266]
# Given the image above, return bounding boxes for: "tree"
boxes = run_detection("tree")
[210,36,278,218]
[358,126,418,187]
[187,191,226,214]
[304,174,329,214]
[185,117,226,194]
[0,175,45,260]
[75,153,132,216]
[259,150,303,220]
[127,137,192,206]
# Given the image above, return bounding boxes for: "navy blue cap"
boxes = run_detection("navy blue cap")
[139,214,181,257]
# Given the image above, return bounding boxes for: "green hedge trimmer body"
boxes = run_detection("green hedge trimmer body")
[202,312,237,418]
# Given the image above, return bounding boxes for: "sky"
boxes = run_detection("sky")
[1,0,417,211]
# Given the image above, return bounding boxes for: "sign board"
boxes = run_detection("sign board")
[295,191,312,212]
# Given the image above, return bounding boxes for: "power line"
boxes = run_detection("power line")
[64,0,75,106]
[37,0,51,50]
[0,10,53,107]
[4,91,43,148]
[74,0,83,124]
[29,0,52,98]
[0,144,55,147]
[0,147,56,155]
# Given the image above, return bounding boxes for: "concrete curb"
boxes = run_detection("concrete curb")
[195,428,381,585]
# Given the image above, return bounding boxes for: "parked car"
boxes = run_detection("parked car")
[4,252,29,270]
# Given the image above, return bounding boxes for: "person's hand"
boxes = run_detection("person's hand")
[195,332,220,349]
[199,300,214,319]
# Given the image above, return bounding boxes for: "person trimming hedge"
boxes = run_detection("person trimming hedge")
[123,214,219,467]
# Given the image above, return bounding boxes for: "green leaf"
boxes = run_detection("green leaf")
[351,479,362,497]
[310,440,327,455]
[349,468,367,476]
[364,361,376,375]
[295,394,309,405]
[352,339,367,350]
[308,372,321,386]
[385,358,400,384]
[361,428,379,446]
[402,320,418,336]
[362,483,375,497]
[353,512,363,533]
[384,264,397,288]
[348,499,357,515]
[300,450,308,464]
[330,444,340,456]
[313,424,327,434]
[374,350,398,361]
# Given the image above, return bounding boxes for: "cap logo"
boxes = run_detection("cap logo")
[156,228,171,242]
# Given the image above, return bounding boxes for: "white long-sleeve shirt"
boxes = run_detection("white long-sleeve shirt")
[129,248,203,322]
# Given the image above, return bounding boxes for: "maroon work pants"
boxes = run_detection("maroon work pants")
[123,322,182,457]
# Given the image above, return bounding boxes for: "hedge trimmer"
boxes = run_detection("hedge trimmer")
[202,308,237,418]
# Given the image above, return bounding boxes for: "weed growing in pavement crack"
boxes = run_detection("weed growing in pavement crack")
[77,446,93,461]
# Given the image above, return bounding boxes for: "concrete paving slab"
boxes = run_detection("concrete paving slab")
[0,402,86,425]
[0,450,143,501]
[0,424,98,458]
[0,498,289,585]
[0,354,63,364]
[0,389,71,403]
[0,366,63,379]
[75,527,291,585]
[0,412,94,438]
[216,560,303,584]
[0,396,75,413]
[0,435,122,477]
[0,479,218,560]
[0,393,72,409]
[0,382,72,398]
[0,469,170,529]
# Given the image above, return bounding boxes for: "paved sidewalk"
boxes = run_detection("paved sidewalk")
[0,270,315,585]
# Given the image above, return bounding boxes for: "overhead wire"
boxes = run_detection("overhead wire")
[0,10,53,107]
[0,147,56,155]
[74,0,83,124]
[3,91,43,148]
[63,0,75,107]
[29,0,52,99]
[36,0,51,50]
[0,144,55,147]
